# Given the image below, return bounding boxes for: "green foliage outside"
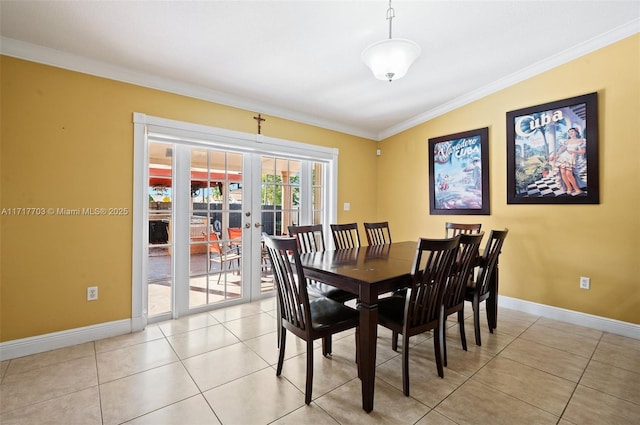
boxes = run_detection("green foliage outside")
[261,174,300,206]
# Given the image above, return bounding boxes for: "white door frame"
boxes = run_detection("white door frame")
[132,113,338,330]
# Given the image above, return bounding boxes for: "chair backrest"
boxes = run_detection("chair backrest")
[228,227,242,242]
[264,235,311,333]
[443,232,484,310]
[473,229,509,298]
[203,232,223,255]
[288,224,326,254]
[445,222,482,238]
[330,223,361,249]
[363,221,392,245]
[364,243,390,259]
[405,236,460,328]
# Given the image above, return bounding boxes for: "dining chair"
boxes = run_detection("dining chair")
[444,222,482,297]
[287,224,358,354]
[202,232,242,283]
[377,236,461,395]
[444,222,482,237]
[264,235,360,405]
[287,224,325,253]
[287,225,356,303]
[330,223,361,249]
[363,221,392,245]
[441,232,484,366]
[465,228,509,346]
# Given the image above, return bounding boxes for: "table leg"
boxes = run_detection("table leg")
[488,265,499,331]
[358,299,378,413]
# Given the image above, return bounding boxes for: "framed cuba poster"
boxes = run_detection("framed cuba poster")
[506,92,599,204]
[428,127,490,215]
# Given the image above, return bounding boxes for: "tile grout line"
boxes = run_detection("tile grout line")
[567,333,640,409]
[426,313,543,422]
[92,341,106,425]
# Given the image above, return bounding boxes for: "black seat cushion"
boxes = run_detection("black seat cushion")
[309,297,359,331]
[307,281,356,303]
[377,295,406,324]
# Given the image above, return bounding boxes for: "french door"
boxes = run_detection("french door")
[133,114,337,326]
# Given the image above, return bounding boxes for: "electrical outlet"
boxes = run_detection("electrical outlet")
[579,277,590,290]
[87,286,98,301]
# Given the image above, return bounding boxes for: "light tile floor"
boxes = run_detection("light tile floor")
[1,299,640,424]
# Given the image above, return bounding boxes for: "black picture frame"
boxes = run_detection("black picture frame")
[428,127,490,215]
[506,92,599,204]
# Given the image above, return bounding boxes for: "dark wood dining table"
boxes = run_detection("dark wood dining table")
[299,241,418,412]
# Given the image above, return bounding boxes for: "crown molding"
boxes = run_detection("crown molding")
[3,17,638,143]
[0,37,378,141]
[378,18,640,141]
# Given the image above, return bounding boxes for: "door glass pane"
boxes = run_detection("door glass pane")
[148,142,173,316]
[260,157,301,235]
[260,157,300,293]
[312,162,325,225]
[145,134,331,318]
[189,148,243,307]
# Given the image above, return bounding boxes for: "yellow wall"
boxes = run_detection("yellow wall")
[0,57,378,341]
[378,34,640,324]
[2,35,639,343]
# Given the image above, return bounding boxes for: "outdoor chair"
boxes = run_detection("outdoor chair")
[203,232,242,283]
[227,227,242,254]
[227,227,243,269]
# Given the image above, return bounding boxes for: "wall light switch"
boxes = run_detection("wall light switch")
[343,202,350,211]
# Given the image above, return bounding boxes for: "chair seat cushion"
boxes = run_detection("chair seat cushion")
[377,294,406,324]
[307,281,357,303]
[464,285,476,298]
[309,297,359,331]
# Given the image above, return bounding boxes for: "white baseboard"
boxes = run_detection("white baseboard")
[0,319,133,361]
[1,299,638,361]
[499,296,640,339]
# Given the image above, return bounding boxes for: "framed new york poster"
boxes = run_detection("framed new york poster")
[428,127,490,215]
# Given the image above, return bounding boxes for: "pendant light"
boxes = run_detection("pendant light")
[361,0,421,82]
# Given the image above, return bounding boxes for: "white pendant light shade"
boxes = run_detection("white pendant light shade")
[361,38,421,82]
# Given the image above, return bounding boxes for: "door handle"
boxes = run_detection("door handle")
[244,223,251,229]
[254,222,262,228]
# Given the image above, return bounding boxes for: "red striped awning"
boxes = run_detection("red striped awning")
[149,167,242,187]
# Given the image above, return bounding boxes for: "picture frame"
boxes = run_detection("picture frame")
[506,92,599,204]
[428,127,490,215]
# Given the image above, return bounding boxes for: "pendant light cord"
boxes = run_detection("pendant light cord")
[386,0,395,39]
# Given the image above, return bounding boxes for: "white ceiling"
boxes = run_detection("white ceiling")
[1,1,639,140]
